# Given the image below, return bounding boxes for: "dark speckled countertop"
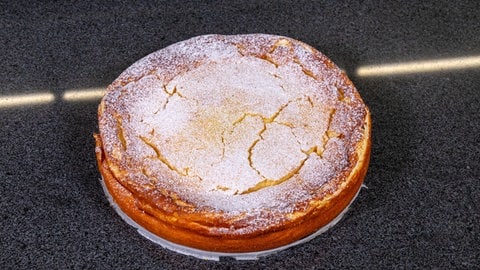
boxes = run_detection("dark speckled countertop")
[1,1,479,269]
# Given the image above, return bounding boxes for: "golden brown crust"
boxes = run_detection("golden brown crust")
[95,113,370,252]
[95,34,371,253]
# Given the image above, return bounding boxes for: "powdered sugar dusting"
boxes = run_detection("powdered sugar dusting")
[99,34,368,226]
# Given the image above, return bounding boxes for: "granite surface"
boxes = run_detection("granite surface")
[1,1,479,269]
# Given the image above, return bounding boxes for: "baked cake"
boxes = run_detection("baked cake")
[94,34,371,254]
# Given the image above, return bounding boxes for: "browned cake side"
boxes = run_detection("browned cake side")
[95,34,371,253]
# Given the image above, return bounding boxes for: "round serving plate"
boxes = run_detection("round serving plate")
[100,177,363,261]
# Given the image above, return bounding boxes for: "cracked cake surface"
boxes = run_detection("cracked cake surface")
[95,34,371,252]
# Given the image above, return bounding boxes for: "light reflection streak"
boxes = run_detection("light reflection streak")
[356,55,480,76]
[0,92,55,108]
[2,54,480,108]
[62,88,105,101]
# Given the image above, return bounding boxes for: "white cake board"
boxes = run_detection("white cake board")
[101,178,363,261]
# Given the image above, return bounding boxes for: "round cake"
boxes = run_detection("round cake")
[95,34,371,254]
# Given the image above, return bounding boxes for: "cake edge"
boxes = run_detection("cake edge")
[93,107,371,253]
